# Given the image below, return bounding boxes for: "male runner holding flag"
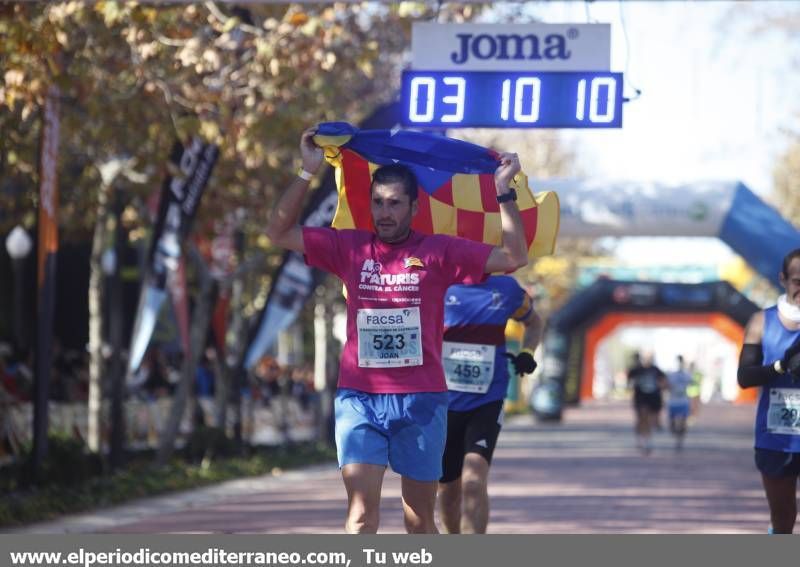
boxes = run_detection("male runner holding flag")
[266,127,528,533]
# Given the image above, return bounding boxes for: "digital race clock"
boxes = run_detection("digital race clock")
[401,70,624,129]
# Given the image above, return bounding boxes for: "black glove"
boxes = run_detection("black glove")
[782,339,800,377]
[504,349,538,376]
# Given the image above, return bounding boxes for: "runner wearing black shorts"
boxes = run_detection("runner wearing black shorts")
[628,351,667,455]
[437,275,541,533]
[441,400,505,483]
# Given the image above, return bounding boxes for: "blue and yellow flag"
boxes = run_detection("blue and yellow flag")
[313,122,560,258]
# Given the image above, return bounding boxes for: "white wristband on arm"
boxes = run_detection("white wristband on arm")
[298,168,314,181]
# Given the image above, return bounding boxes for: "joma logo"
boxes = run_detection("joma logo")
[450,33,572,64]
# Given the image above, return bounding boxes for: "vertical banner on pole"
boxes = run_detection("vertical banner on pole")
[242,188,338,370]
[168,257,191,358]
[33,84,61,471]
[204,212,239,356]
[126,138,218,379]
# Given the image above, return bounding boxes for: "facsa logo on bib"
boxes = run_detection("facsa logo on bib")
[365,313,406,325]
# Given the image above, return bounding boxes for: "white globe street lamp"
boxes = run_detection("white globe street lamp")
[5,225,33,260]
[5,225,33,356]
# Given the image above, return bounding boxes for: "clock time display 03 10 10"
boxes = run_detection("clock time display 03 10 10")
[401,70,624,129]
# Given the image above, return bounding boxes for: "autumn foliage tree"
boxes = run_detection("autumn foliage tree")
[1,1,488,458]
[1,2,446,236]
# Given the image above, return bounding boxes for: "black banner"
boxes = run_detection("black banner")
[127,138,218,375]
[148,138,220,289]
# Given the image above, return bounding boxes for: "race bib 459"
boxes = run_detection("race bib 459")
[443,341,495,394]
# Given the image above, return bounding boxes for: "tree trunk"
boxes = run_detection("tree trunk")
[156,248,214,466]
[313,300,329,444]
[314,281,342,447]
[87,183,110,454]
[210,341,229,431]
[223,249,262,446]
[107,194,126,469]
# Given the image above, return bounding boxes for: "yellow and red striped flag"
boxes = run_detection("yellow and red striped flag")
[313,122,559,258]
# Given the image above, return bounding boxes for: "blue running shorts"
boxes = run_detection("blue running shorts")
[668,400,691,419]
[334,388,448,482]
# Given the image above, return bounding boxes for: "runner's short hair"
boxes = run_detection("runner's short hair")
[782,248,800,276]
[370,163,418,202]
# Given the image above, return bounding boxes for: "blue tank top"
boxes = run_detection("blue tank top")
[755,306,800,452]
[443,275,531,412]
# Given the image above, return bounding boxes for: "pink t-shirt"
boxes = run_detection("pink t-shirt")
[303,227,492,393]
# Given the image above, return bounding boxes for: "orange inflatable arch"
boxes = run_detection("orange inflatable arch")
[580,312,756,403]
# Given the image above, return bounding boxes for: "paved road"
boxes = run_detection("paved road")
[11,400,769,534]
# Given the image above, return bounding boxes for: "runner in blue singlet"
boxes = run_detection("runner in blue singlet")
[738,248,800,534]
[437,275,541,533]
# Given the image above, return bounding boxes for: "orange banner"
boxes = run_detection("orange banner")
[37,85,61,289]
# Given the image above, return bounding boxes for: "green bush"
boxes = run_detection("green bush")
[2,433,102,491]
[184,426,235,464]
[39,433,102,486]
[0,441,336,528]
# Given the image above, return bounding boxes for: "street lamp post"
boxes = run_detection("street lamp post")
[5,225,33,357]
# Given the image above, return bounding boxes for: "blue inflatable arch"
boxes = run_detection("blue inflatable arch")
[546,179,800,287]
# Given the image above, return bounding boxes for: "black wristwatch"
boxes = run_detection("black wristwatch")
[496,188,517,203]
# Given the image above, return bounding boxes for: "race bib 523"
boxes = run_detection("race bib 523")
[357,307,422,368]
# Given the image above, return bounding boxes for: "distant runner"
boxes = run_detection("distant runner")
[628,351,667,455]
[666,355,693,451]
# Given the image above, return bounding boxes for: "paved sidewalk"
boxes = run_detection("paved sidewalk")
[9,400,767,534]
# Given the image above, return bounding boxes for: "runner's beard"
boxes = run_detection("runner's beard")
[376,222,410,243]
